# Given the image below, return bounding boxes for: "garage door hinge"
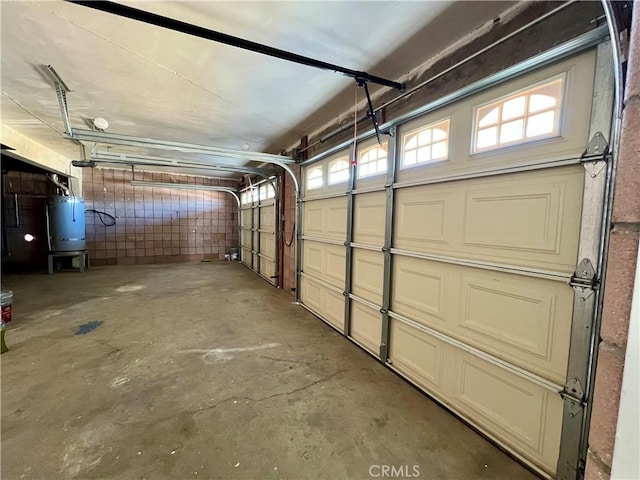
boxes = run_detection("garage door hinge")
[570,258,598,291]
[581,132,610,177]
[561,377,586,404]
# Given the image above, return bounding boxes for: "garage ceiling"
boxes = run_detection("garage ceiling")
[1,1,517,179]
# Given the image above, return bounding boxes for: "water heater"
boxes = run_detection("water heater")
[46,196,86,252]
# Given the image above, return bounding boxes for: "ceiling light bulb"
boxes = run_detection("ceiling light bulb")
[24,233,35,242]
[93,117,109,130]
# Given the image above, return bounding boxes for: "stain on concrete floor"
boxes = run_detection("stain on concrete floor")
[75,321,103,335]
[1,262,538,480]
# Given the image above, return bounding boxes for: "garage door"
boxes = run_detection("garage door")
[240,181,278,285]
[299,47,611,478]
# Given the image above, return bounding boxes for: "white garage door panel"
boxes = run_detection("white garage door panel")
[394,165,584,274]
[260,233,276,259]
[302,241,345,288]
[392,255,572,384]
[241,229,251,246]
[389,320,562,475]
[350,301,381,356]
[241,210,252,228]
[395,51,596,185]
[388,320,445,390]
[299,48,603,478]
[260,204,275,231]
[352,248,384,304]
[300,276,344,331]
[260,256,276,284]
[303,197,347,240]
[241,247,251,267]
[444,346,563,475]
[353,191,386,246]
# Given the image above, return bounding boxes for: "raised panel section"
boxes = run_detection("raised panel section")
[353,191,386,246]
[302,241,345,289]
[393,166,583,274]
[241,248,251,267]
[259,233,276,260]
[389,323,563,476]
[462,186,562,254]
[442,347,563,475]
[351,248,384,304]
[395,192,451,247]
[389,320,444,390]
[241,209,252,228]
[301,276,322,312]
[350,302,381,357]
[303,197,347,240]
[300,276,344,331]
[260,205,275,232]
[324,289,346,331]
[461,276,555,359]
[241,229,252,247]
[260,256,276,284]
[392,255,447,325]
[303,242,323,277]
[391,255,572,384]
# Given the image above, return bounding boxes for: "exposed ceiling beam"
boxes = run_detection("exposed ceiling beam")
[65,0,404,91]
[92,151,275,176]
[69,129,296,164]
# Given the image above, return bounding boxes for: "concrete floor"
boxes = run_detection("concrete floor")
[1,262,537,480]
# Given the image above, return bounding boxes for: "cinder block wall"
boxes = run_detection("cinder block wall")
[585,3,640,479]
[84,168,239,266]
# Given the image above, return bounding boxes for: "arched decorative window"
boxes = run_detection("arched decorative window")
[306,166,323,190]
[357,143,388,179]
[402,118,450,168]
[329,157,350,185]
[473,75,564,153]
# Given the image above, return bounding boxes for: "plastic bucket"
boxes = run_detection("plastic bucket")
[1,290,13,325]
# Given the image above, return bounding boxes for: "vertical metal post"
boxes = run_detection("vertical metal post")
[250,186,256,271]
[556,41,614,480]
[343,144,357,336]
[380,126,398,361]
[257,186,262,276]
[274,175,282,288]
[295,184,303,301]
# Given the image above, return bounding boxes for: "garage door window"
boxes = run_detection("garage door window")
[329,157,350,185]
[402,118,450,169]
[307,166,323,190]
[473,75,564,153]
[357,143,388,179]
